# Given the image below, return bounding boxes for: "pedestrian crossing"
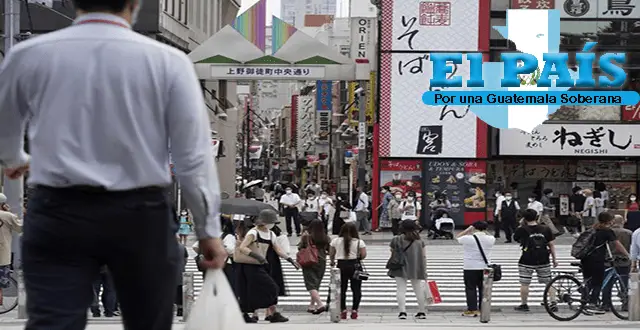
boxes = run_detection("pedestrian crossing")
[185,245,579,310]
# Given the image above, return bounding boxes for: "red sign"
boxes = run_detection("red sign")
[510,0,554,9]
[419,2,451,26]
[380,159,421,172]
[622,103,640,121]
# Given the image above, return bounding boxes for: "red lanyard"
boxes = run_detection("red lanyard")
[75,19,130,29]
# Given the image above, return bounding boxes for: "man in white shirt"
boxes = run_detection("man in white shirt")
[354,186,371,235]
[279,187,302,236]
[0,193,22,306]
[456,221,495,317]
[0,0,226,328]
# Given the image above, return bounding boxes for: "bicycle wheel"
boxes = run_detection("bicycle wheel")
[0,277,18,314]
[543,274,584,321]
[608,276,628,320]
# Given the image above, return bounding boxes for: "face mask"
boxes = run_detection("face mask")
[631,197,637,201]
[407,197,414,201]
[528,198,534,202]
[286,190,292,195]
[266,224,275,230]
[395,195,402,199]
[321,194,327,199]
[181,212,187,216]
[505,196,512,200]
[548,193,553,197]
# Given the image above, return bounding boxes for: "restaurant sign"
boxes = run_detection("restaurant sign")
[210,66,326,79]
[499,124,640,156]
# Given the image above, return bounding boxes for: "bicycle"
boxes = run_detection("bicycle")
[542,259,628,321]
[0,270,19,314]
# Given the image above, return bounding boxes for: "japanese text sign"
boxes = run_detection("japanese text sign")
[316,81,333,111]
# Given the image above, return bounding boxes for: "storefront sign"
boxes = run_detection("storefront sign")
[350,18,375,61]
[499,124,640,156]
[366,71,375,126]
[425,160,487,225]
[380,53,485,158]
[358,122,367,150]
[248,145,263,160]
[316,80,332,111]
[316,111,330,143]
[381,0,487,52]
[622,103,640,121]
[416,125,443,155]
[210,66,325,79]
[511,0,554,9]
[296,95,316,157]
[560,0,640,19]
[523,162,571,180]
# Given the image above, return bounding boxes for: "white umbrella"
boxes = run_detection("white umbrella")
[244,179,264,189]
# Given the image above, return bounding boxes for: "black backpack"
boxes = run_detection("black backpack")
[522,227,549,260]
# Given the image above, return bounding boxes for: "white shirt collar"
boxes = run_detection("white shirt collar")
[74,13,131,29]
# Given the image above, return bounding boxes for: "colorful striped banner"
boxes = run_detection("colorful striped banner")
[271,16,297,55]
[232,0,267,52]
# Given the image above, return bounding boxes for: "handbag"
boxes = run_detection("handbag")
[472,234,502,282]
[339,210,350,218]
[385,238,414,271]
[296,236,319,267]
[353,240,370,281]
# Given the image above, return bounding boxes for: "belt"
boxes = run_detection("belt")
[36,185,166,194]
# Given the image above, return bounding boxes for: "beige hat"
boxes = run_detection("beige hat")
[0,193,6,204]
[254,209,279,226]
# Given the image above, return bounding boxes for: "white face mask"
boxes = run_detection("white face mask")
[266,224,275,230]
[505,196,512,200]
[528,198,534,202]
[631,197,637,201]
[395,195,402,200]
[320,194,327,199]
[548,193,553,197]
[286,190,292,195]
[180,212,187,216]
[407,197,414,201]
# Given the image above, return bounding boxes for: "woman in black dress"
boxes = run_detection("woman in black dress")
[332,193,351,235]
[234,209,299,323]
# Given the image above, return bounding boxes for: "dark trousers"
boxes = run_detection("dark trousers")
[493,218,502,238]
[175,285,183,307]
[337,260,362,311]
[502,217,516,241]
[284,207,300,235]
[602,265,630,306]
[463,270,484,311]
[22,186,179,330]
[90,272,117,315]
[391,218,401,236]
[582,260,606,304]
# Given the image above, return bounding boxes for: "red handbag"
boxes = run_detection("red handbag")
[296,236,319,267]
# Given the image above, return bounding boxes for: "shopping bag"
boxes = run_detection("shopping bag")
[185,270,246,330]
[344,211,357,223]
[425,280,442,305]
[275,234,291,256]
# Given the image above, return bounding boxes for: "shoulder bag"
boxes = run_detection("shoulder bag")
[385,237,414,270]
[472,234,502,282]
[353,240,370,281]
[296,235,319,267]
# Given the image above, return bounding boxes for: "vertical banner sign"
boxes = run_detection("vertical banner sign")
[366,71,375,125]
[317,111,331,143]
[358,122,367,150]
[291,95,298,148]
[622,103,640,121]
[510,0,554,9]
[348,82,357,127]
[296,95,315,158]
[350,17,375,80]
[316,80,333,111]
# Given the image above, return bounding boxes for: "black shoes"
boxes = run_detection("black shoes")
[267,312,289,323]
[514,304,530,312]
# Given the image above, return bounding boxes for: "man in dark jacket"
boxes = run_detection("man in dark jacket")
[499,191,520,243]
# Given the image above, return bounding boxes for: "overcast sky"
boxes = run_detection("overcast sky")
[239,0,349,25]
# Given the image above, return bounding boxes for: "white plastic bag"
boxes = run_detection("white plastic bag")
[275,234,291,255]
[344,211,357,223]
[185,270,246,330]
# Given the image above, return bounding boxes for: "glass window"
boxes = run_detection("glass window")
[561,20,621,47]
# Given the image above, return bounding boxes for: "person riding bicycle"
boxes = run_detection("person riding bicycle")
[0,193,23,305]
[579,212,629,314]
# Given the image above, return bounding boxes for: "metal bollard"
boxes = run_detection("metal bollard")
[480,267,494,324]
[182,272,195,322]
[629,272,640,321]
[329,268,341,323]
[17,270,27,319]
